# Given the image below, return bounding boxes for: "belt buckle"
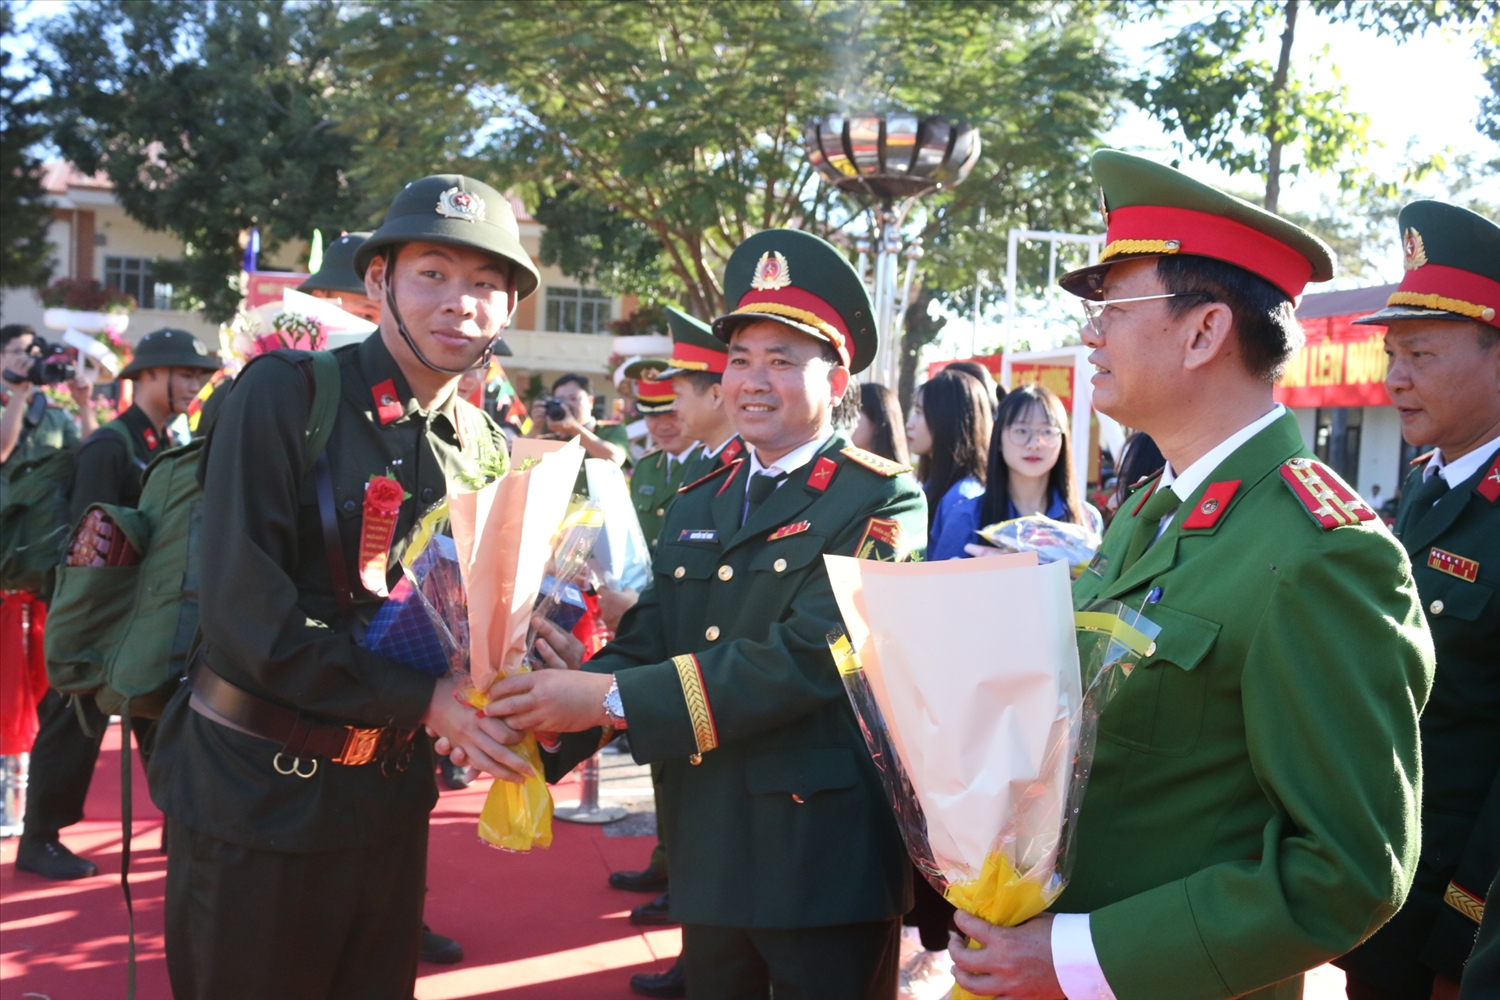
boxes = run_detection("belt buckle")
[335,726,386,766]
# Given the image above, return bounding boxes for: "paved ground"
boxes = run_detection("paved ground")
[1,726,1350,999]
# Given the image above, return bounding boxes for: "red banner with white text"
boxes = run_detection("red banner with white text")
[1275,314,1392,408]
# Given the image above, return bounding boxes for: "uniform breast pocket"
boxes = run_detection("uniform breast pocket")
[749,534,827,578]
[1099,603,1221,757]
[745,746,859,802]
[654,542,719,583]
[1425,577,1494,623]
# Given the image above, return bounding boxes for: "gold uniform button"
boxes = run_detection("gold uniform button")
[717,565,734,581]
[1145,641,1157,657]
[655,507,665,516]
[705,625,720,641]
[1430,599,1444,616]
[773,558,788,573]
[673,566,686,579]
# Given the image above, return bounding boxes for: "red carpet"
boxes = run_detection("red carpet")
[1,723,679,999]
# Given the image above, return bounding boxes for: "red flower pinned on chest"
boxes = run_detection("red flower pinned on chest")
[358,475,408,597]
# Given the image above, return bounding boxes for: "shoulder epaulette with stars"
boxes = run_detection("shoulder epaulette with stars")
[1279,457,1377,530]
[840,446,910,477]
[678,458,741,494]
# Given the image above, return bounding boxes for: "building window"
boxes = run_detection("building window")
[1314,407,1362,484]
[104,256,172,310]
[544,286,613,334]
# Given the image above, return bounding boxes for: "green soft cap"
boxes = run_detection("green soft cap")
[354,175,540,301]
[298,232,372,297]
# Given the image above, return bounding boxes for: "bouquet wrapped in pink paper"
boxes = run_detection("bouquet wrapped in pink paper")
[447,438,588,850]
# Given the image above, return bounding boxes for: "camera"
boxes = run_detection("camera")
[2,336,76,386]
[544,398,569,422]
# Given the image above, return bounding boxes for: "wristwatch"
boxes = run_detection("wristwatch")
[603,676,628,729]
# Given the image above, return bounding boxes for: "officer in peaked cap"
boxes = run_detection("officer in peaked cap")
[624,356,696,547]
[147,175,536,1000]
[297,231,381,324]
[1336,202,1500,1000]
[951,150,1431,1000]
[662,306,743,485]
[454,228,927,998]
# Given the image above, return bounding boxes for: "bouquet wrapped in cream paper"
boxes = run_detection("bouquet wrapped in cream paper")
[823,553,1159,1000]
[447,437,587,851]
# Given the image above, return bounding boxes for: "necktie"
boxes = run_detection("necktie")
[1404,472,1449,530]
[743,471,787,526]
[1120,485,1183,574]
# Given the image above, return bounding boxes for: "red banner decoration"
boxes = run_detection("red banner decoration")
[1276,314,1391,409]
[1009,362,1075,414]
[359,475,406,597]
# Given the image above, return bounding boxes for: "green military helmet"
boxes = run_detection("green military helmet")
[713,229,877,374]
[298,232,372,297]
[1059,149,1336,301]
[118,328,221,379]
[354,174,541,301]
[660,306,727,377]
[1354,200,1500,329]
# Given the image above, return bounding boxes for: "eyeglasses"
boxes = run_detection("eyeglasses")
[1005,424,1063,446]
[1080,291,1213,337]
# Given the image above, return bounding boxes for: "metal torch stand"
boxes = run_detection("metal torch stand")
[0,753,28,838]
[554,751,626,824]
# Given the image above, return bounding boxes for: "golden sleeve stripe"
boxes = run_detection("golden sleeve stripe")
[1445,881,1485,924]
[673,654,718,761]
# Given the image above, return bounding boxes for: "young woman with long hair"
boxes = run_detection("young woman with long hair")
[906,368,993,561]
[979,383,1102,534]
[851,382,911,466]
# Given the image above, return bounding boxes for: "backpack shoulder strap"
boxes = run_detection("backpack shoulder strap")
[101,419,143,468]
[305,350,340,460]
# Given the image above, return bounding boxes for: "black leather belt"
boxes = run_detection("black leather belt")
[189,662,415,775]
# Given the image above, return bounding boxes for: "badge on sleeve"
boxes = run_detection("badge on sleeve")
[358,475,407,596]
[855,517,905,561]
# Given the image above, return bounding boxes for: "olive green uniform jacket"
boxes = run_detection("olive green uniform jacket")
[148,335,507,852]
[631,447,694,546]
[1063,411,1433,1000]
[1341,445,1500,987]
[0,393,78,509]
[546,434,925,928]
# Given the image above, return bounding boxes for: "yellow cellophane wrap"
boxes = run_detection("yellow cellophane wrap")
[461,683,554,851]
[944,851,1059,1000]
[476,733,553,851]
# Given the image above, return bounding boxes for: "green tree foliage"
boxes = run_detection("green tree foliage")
[341,0,1123,401]
[2,0,55,291]
[1128,0,1500,212]
[37,0,366,321]
[533,184,667,298]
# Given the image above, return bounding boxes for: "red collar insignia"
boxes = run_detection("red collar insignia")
[1479,452,1500,503]
[807,456,837,492]
[143,427,159,451]
[720,438,743,464]
[1180,480,1241,530]
[372,379,404,425]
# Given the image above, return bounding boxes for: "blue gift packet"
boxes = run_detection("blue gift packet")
[367,535,464,676]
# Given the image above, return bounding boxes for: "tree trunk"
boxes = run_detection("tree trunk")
[897,286,947,413]
[1264,0,1299,213]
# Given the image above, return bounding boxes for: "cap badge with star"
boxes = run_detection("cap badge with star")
[622,357,675,413]
[436,187,486,223]
[713,229,878,374]
[660,306,728,377]
[1357,201,1499,328]
[1059,149,1336,301]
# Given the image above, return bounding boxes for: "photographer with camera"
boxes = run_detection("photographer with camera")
[0,325,95,509]
[536,373,629,466]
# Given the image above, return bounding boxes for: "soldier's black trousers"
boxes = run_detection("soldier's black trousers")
[163,814,427,1000]
[682,918,901,999]
[22,689,153,840]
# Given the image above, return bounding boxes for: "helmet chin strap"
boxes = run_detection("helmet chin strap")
[382,248,516,376]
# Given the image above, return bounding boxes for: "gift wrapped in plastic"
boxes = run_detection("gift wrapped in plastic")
[823,552,1159,1000]
[584,457,652,592]
[975,514,1102,578]
[366,509,469,678]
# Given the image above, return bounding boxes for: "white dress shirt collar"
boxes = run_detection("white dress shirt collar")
[701,436,734,461]
[747,430,834,480]
[1422,432,1500,489]
[1161,404,1286,502]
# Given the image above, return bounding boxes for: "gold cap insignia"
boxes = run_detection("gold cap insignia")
[436,186,486,223]
[641,367,662,380]
[1402,228,1427,271]
[750,251,792,291]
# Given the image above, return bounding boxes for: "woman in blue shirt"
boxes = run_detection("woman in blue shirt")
[906,368,993,561]
[979,383,1102,536]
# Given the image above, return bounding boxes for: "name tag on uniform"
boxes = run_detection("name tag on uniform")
[679,529,718,543]
[1428,547,1479,583]
[638,484,656,496]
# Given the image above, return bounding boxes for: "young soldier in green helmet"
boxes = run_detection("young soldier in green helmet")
[147,175,539,1000]
[1335,202,1500,1000]
[450,229,927,997]
[298,231,381,323]
[952,150,1432,1000]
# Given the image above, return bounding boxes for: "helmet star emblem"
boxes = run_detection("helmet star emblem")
[436,187,486,223]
